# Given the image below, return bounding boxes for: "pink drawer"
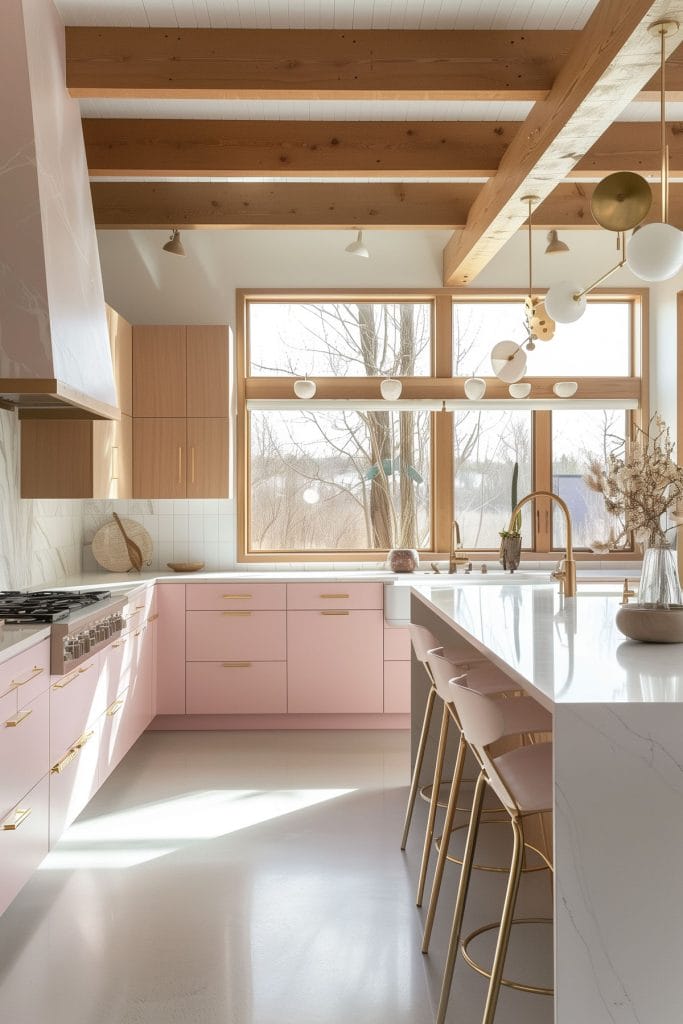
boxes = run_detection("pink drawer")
[186,661,287,714]
[186,583,286,611]
[0,688,49,819]
[49,718,101,847]
[0,775,49,917]
[287,582,383,610]
[49,657,103,765]
[186,610,286,661]
[99,628,142,707]
[287,609,383,713]
[0,639,50,705]
[99,678,152,785]
[384,625,411,661]
[384,661,411,713]
[157,583,185,714]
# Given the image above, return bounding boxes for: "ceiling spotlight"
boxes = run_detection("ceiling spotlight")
[345,230,369,258]
[545,229,570,254]
[162,229,186,257]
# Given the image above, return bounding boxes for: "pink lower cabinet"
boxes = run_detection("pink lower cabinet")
[0,775,49,916]
[287,610,383,713]
[383,661,411,713]
[186,661,287,714]
[0,687,49,825]
[156,584,186,713]
[49,657,104,766]
[186,610,286,662]
[49,717,102,846]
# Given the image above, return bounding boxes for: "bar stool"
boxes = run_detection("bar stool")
[421,652,552,953]
[435,672,553,1024]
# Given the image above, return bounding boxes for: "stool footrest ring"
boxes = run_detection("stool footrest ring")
[435,827,549,874]
[461,917,554,996]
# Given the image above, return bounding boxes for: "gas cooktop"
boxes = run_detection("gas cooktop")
[0,590,112,624]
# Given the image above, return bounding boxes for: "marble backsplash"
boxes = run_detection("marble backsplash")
[0,408,84,589]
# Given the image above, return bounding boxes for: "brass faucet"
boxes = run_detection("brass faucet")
[507,490,577,597]
[449,520,469,574]
[620,578,636,605]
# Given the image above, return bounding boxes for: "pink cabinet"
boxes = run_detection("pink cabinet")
[49,657,103,765]
[287,610,383,713]
[0,775,49,917]
[186,583,285,611]
[383,661,411,713]
[0,688,49,820]
[186,661,287,714]
[49,717,102,846]
[384,625,411,661]
[186,610,286,662]
[157,583,186,713]
[0,638,50,706]
[286,582,382,611]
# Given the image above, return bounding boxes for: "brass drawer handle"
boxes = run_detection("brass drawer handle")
[2,806,31,831]
[52,662,94,690]
[147,612,159,622]
[320,593,349,599]
[106,699,124,717]
[221,610,252,616]
[223,594,252,599]
[222,661,252,668]
[321,610,350,616]
[10,666,44,690]
[5,709,33,728]
[51,730,94,774]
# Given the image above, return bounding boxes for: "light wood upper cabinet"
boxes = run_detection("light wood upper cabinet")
[21,419,93,499]
[133,418,187,499]
[106,305,133,417]
[93,414,133,500]
[133,326,187,417]
[186,326,230,418]
[187,418,228,499]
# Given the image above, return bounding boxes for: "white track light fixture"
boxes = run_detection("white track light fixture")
[162,229,186,257]
[345,230,370,258]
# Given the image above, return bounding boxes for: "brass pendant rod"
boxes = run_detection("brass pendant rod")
[527,196,533,297]
[574,232,627,300]
[661,25,668,224]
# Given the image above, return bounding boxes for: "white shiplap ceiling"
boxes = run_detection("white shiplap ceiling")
[55,0,597,30]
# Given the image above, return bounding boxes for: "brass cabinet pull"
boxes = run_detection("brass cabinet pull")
[5,709,33,728]
[111,444,119,482]
[106,699,124,717]
[147,612,159,622]
[178,445,183,484]
[135,604,144,610]
[10,666,44,690]
[2,806,31,831]
[320,593,349,599]
[134,629,142,637]
[321,610,350,616]
[51,731,94,774]
[221,610,252,616]
[52,662,94,690]
[190,446,196,483]
[222,661,252,668]
[223,594,252,599]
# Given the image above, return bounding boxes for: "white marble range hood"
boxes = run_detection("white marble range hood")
[0,0,116,416]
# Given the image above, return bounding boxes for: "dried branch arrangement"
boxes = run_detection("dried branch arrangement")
[585,414,683,548]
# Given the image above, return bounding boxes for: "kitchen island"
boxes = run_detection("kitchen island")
[411,580,683,1024]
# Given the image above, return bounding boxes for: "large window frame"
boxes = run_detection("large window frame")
[237,288,647,563]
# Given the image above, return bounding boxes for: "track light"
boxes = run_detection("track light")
[162,229,186,257]
[545,229,570,254]
[345,230,369,258]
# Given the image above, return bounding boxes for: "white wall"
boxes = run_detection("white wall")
[87,227,680,571]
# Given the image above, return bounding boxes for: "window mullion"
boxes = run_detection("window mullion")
[533,411,552,553]
[434,295,453,555]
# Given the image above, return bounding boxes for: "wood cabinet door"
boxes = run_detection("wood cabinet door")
[133,417,187,498]
[186,418,228,498]
[20,419,93,498]
[106,304,133,416]
[92,413,132,499]
[133,325,186,417]
[186,326,229,418]
[287,610,384,713]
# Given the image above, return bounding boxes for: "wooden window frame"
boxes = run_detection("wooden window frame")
[237,287,647,564]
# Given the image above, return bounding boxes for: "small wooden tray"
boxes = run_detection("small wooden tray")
[167,562,205,573]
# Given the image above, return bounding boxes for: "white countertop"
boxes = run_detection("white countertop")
[411,580,683,707]
[0,623,51,665]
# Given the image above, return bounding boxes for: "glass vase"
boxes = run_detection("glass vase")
[637,543,683,607]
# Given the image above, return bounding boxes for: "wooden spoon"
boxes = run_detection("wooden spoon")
[112,512,143,572]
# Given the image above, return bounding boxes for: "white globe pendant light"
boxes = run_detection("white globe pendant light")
[544,280,588,324]
[627,221,683,281]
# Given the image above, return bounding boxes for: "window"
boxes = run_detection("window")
[239,290,644,561]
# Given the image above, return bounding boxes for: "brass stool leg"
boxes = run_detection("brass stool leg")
[401,685,437,850]
[481,816,525,1024]
[416,701,449,906]
[435,770,487,1024]
[421,730,467,952]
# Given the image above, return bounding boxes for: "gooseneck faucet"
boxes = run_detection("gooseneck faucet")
[507,490,577,597]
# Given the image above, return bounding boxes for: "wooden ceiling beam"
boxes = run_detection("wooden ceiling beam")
[83,117,683,179]
[90,180,679,229]
[65,26,683,101]
[442,0,683,286]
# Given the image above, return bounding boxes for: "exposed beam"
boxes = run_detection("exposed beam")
[442,0,683,286]
[90,180,680,229]
[83,117,683,179]
[65,26,683,102]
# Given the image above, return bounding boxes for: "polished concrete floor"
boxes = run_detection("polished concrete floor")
[0,731,552,1024]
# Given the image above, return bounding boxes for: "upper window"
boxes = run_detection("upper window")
[249,301,432,377]
[453,300,632,377]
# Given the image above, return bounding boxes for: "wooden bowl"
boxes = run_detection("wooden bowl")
[167,562,205,573]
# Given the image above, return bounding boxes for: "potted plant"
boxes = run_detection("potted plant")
[499,461,522,571]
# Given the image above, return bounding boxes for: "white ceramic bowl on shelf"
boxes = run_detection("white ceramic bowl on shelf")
[508,382,531,399]
[553,381,578,398]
